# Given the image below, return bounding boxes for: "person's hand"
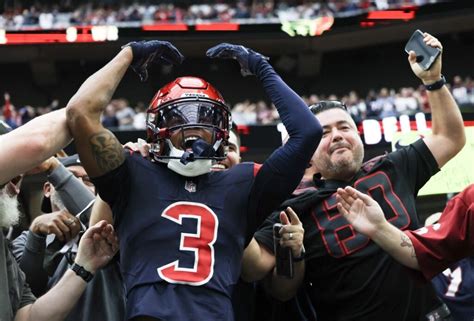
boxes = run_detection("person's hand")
[123,40,184,82]
[206,43,269,77]
[74,220,119,274]
[30,210,81,242]
[336,186,388,238]
[408,32,442,84]
[278,207,305,257]
[24,156,60,176]
[123,138,150,158]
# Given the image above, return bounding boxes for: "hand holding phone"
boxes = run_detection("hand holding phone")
[404,30,441,71]
[273,223,294,278]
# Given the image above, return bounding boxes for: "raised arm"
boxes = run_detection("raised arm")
[0,109,71,185]
[66,41,184,178]
[66,47,131,178]
[408,33,465,167]
[207,44,322,223]
[336,186,420,270]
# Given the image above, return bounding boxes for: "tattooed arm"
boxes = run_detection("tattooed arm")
[66,48,132,177]
[336,186,420,270]
[66,42,183,177]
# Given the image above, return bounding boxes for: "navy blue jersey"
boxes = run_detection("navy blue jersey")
[95,155,259,320]
[255,140,446,321]
[432,257,474,321]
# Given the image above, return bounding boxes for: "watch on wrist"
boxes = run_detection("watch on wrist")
[293,247,306,262]
[71,263,94,282]
[424,75,446,91]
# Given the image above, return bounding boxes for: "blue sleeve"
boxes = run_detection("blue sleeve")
[247,56,322,226]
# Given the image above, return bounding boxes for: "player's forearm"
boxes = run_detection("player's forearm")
[18,270,87,321]
[270,261,305,301]
[66,47,133,118]
[427,86,465,163]
[250,57,322,152]
[371,222,420,270]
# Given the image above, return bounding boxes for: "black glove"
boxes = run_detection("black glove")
[123,40,184,82]
[206,43,269,77]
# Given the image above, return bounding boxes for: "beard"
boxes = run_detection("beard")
[317,147,364,181]
[0,188,21,229]
[50,191,66,211]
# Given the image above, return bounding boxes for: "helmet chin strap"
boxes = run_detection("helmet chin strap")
[180,138,223,165]
[160,138,224,177]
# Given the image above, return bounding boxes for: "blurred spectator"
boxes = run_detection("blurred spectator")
[452,75,470,105]
[114,98,135,130]
[1,0,444,30]
[372,87,396,118]
[5,73,473,128]
[232,100,258,125]
[132,102,147,130]
[2,93,19,129]
[102,103,119,128]
[19,105,37,124]
[256,100,278,124]
[394,87,419,116]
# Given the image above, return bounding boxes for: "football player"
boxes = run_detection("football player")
[66,40,322,321]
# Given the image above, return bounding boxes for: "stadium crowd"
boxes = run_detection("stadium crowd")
[2,74,473,129]
[1,0,442,30]
[1,32,473,321]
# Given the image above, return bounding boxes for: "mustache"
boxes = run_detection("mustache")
[329,143,351,154]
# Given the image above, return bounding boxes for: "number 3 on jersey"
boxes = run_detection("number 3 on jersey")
[157,202,218,286]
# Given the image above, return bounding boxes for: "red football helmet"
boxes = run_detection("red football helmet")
[146,76,231,162]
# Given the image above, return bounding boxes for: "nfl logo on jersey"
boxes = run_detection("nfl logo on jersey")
[185,180,197,193]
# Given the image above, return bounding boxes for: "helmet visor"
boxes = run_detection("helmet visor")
[150,100,229,131]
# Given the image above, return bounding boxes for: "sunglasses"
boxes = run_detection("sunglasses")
[309,101,347,115]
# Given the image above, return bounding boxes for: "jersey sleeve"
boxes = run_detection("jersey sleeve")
[405,184,474,280]
[247,56,322,226]
[253,210,280,253]
[388,139,439,195]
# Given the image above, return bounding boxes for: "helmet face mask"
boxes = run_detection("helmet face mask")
[146,77,231,177]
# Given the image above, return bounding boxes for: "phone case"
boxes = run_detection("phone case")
[404,29,441,70]
[273,223,293,278]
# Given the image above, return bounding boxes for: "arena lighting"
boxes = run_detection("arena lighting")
[0,29,6,44]
[142,24,189,31]
[367,10,416,20]
[66,27,77,42]
[0,26,118,45]
[360,8,416,27]
[91,26,119,41]
[195,23,239,31]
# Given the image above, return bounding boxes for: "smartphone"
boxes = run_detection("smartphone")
[404,29,441,71]
[273,223,293,278]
